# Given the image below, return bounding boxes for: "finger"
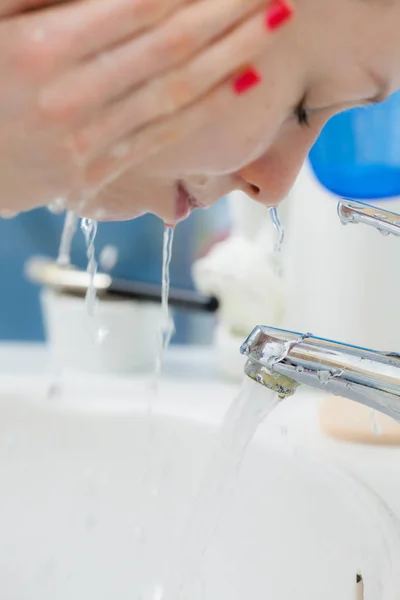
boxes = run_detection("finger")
[71,5,289,161]
[5,0,187,71]
[82,60,268,192]
[39,0,278,117]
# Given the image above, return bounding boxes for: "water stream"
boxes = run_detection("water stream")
[57,210,78,267]
[269,206,284,276]
[160,378,281,600]
[269,206,284,255]
[157,225,175,374]
[148,225,176,399]
[80,218,98,317]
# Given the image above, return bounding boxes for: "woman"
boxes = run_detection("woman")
[1,0,400,223]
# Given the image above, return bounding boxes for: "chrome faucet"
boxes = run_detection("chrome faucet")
[241,200,400,422]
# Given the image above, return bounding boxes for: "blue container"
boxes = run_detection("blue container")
[309,90,400,200]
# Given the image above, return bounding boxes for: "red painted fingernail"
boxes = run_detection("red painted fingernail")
[265,0,293,30]
[232,67,262,95]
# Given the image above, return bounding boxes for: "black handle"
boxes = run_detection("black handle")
[107,278,219,313]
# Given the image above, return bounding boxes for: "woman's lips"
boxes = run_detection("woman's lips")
[175,182,205,222]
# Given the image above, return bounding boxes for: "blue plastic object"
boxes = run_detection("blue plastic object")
[309,90,400,200]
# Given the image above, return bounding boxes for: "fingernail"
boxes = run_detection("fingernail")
[265,0,293,30]
[232,67,262,95]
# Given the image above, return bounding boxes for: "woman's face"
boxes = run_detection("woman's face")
[96,0,400,223]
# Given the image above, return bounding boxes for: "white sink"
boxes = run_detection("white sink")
[0,346,399,599]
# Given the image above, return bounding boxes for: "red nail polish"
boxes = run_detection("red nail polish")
[233,67,262,95]
[265,0,293,30]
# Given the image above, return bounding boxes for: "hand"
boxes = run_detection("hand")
[0,0,293,216]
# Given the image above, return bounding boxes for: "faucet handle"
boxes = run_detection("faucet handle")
[338,199,400,238]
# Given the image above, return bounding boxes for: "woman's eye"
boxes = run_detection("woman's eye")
[295,104,310,127]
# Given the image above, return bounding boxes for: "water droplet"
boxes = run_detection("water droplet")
[99,245,118,272]
[48,197,66,215]
[317,370,331,386]
[296,366,305,374]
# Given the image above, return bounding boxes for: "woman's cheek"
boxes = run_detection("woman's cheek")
[147,114,278,175]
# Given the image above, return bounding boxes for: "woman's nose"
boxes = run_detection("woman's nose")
[236,127,322,205]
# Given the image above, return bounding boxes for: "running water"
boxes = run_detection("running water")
[161,378,280,600]
[81,218,98,316]
[135,225,177,589]
[269,206,284,276]
[269,206,284,254]
[57,211,78,267]
[153,225,175,382]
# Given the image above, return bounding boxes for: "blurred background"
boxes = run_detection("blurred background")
[0,200,230,346]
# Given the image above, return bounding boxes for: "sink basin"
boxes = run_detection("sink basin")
[0,367,399,600]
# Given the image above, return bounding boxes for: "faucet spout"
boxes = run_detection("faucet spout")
[240,326,400,422]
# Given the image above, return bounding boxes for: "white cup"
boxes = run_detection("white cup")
[41,288,161,375]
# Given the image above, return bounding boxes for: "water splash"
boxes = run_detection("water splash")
[81,218,98,316]
[57,211,78,267]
